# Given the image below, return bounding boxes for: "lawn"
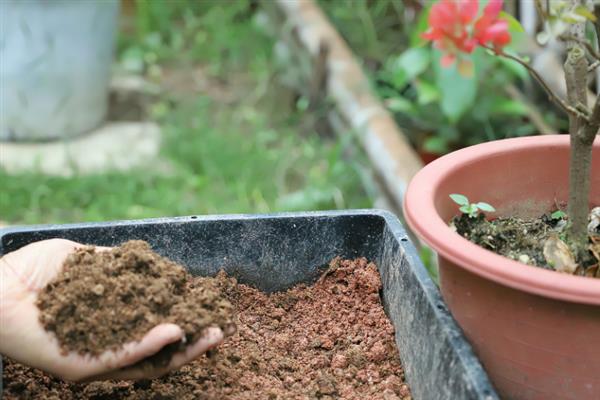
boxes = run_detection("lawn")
[0,1,371,225]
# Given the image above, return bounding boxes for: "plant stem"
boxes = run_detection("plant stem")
[568,133,595,256]
[594,3,600,46]
[487,46,589,120]
[560,34,600,61]
[564,0,595,259]
[534,0,547,21]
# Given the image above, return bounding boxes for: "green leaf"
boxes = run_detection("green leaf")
[386,97,417,114]
[120,46,146,73]
[296,96,309,111]
[423,136,449,154]
[562,13,586,24]
[415,80,440,105]
[573,5,596,22]
[434,51,477,123]
[460,204,478,217]
[419,245,439,283]
[437,125,460,141]
[544,18,569,39]
[551,210,567,220]
[396,47,431,80]
[496,11,527,52]
[450,193,469,206]
[497,57,529,81]
[390,66,408,89]
[490,99,529,116]
[475,202,496,213]
[499,11,525,33]
[411,5,431,47]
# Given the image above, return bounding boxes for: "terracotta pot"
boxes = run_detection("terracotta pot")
[404,135,600,400]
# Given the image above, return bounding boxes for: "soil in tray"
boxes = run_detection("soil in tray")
[3,250,412,400]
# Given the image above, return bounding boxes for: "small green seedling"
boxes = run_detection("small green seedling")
[449,193,496,218]
[551,210,567,220]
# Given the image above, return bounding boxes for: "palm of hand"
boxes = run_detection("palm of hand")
[0,239,223,382]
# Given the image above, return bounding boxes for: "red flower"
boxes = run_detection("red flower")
[423,0,479,66]
[422,0,511,67]
[473,0,511,51]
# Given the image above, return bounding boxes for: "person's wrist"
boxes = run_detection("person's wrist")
[0,256,19,353]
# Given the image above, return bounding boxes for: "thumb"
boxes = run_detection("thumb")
[1,239,82,291]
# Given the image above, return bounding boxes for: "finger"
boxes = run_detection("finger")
[94,246,113,252]
[98,327,224,381]
[167,327,224,370]
[76,324,184,383]
[100,323,184,370]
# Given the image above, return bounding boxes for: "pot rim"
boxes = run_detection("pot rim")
[404,134,600,305]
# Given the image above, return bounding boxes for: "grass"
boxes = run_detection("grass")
[0,1,371,225]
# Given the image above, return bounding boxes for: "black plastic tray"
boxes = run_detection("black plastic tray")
[0,210,498,399]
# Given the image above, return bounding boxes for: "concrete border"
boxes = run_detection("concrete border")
[0,75,161,177]
[263,0,423,214]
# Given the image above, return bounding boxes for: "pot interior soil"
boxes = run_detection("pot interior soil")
[4,252,412,399]
[452,208,600,278]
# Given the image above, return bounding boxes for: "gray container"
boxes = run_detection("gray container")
[0,210,498,399]
[0,0,119,141]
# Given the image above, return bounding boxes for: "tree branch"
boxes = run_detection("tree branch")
[565,0,593,260]
[594,3,600,47]
[560,34,600,61]
[534,0,548,21]
[584,94,600,137]
[564,47,589,118]
[589,60,600,72]
[487,46,590,121]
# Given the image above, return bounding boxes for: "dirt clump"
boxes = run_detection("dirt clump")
[36,240,235,364]
[4,257,411,399]
[452,209,600,276]
[452,213,551,267]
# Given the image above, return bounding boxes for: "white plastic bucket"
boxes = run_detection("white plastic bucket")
[0,0,119,141]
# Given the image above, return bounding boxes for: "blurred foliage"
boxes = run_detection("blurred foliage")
[419,246,438,284]
[119,0,268,76]
[0,97,369,224]
[321,1,564,156]
[318,0,410,63]
[1,0,370,225]
[377,45,540,154]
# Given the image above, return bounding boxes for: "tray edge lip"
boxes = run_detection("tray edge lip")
[0,209,396,239]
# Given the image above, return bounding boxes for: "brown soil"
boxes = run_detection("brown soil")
[4,257,411,399]
[36,240,235,366]
[452,211,600,277]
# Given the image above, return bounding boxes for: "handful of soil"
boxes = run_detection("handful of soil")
[36,240,235,364]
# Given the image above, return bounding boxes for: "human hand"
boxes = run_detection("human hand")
[0,239,223,382]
